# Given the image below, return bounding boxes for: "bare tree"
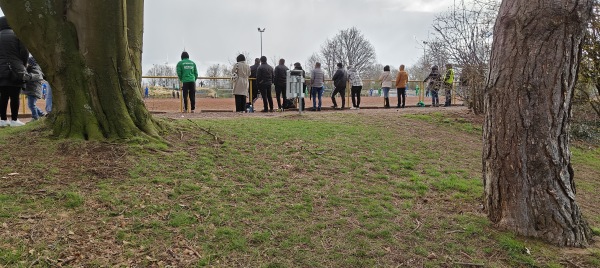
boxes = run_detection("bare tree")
[316,27,377,78]
[145,64,177,88]
[205,64,222,88]
[483,0,593,247]
[431,0,500,114]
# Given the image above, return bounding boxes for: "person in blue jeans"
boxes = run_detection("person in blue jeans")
[22,57,45,120]
[45,82,52,114]
[310,62,325,111]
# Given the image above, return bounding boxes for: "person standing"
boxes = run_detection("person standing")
[378,65,393,108]
[395,65,409,108]
[45,81,52,114]
[256,56,274,112]
[176,51,198,113]
[273,58,289,111]
[0,16,29,127]
[310,62,325,111]
[249,58,260,105]
[423,65,442,107]
[443,63,455,107]
[331,63,347,109]
[347,65,363,110]
[22,57,45,120]
[231,54,251,112]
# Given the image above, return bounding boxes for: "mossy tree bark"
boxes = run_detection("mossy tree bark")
[483,0,593,247]
[0,0,159,139]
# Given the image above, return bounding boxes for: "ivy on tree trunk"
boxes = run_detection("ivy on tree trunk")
[0,0,159,140]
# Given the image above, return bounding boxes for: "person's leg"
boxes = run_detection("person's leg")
[383,87,389,107]
[36,106,45,117]
[282,87,287,106]
[310,87,318,110]
[275,86,282,109]
[445,89,451,106]
[45,85,52,114]
[331,88,338,107]
[357,86,362,108]
[350,86,356,108]
[340,88,346,108]
[396,88,401,108]
[188,83,196,111]
[318,87,324,110]
[0,87,10,121]
[27,95,38,119]
[182,85,189,111]
[8,87,20,121]
[266,86,274,111]
[401,88,406,108]
[260,85,268,111]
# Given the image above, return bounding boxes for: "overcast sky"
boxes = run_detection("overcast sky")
[144,0,458,75]
[2,0,458,75]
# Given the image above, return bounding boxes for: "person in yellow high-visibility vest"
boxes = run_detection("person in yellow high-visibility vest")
[443,63,455,107]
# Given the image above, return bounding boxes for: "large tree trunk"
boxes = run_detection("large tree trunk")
[0,0,158,139]
[483,0,593,247]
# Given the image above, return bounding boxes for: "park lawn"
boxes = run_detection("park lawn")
[0,110,599,267]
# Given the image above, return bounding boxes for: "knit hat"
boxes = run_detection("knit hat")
[236,54,245,62]
[181,51,189,59]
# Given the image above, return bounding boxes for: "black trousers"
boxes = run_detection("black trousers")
[182,82,196,111]
[397,88,406,107]
[331,87,346,108]
[275,84,287,109]
[250,81,258,103]
[351,86,362,108]
[234,95,246,112]
[260,84,273,111]
[0,86,21,121]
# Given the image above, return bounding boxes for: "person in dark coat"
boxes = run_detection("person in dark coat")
[331,63,347,109]
[249,58,260,105]
[273,58,289,110]
[256,56,274,112]
[0,16,30,127]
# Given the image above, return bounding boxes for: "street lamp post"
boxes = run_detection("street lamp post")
[422,41,428,64]
[257,28,266,57]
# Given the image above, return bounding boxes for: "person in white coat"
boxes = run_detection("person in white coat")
[232,54,251,112]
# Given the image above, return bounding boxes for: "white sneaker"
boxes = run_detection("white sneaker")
[0,120,8,127]
[9,120,25,127]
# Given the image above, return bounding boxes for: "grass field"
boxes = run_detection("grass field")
[0,110,598,267]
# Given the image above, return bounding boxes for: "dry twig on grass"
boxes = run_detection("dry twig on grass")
[187,119,225,144]
[409,219,422,234]
[301,146,331,156]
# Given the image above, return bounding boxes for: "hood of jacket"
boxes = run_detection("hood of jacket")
[0,17,10,31]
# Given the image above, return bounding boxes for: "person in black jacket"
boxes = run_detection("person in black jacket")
[256,56,274,112]
[273,58,288,111]
[249,58,260,105]
[331,63,347,109]
[0,16,29,127]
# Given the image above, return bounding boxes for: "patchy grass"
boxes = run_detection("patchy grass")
[0,109,598,267]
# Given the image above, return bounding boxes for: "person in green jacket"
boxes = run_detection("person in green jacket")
[176,51,199,112]
[443,63,455,107]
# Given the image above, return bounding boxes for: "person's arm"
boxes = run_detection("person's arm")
[176,62,182,80]
[194,62,199,80]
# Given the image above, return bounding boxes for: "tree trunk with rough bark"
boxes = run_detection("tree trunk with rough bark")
[0,0,159,139]
[483,0,593,247]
